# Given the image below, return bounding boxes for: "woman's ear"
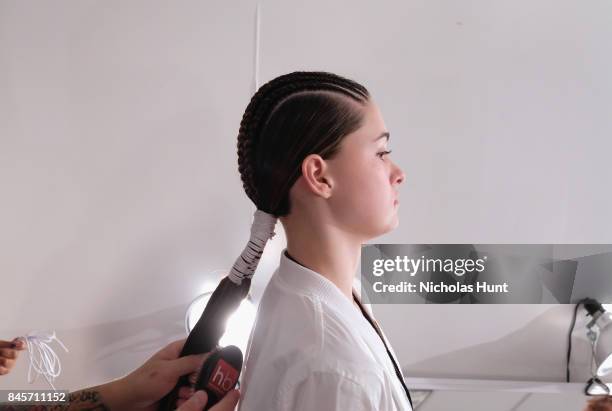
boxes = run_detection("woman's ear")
[301,154,333,199]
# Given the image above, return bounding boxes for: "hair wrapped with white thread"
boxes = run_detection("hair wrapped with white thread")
[228,4,273,286]
[227,209,278,284]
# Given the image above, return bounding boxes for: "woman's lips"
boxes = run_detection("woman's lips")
[394,199,399,206]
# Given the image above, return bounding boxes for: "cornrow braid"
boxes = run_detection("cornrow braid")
[237,71,369,215]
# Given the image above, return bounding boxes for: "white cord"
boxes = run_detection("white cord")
[23,331,69,391]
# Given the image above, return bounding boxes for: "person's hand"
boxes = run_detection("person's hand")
[65,339,240,411]
[0,337,26,375]
[100,338,211,411]
[176,389,240,411]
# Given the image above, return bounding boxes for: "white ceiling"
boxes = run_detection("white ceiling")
[1,1,611,409]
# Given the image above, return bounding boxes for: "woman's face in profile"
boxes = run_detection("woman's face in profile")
[325,99,405,240]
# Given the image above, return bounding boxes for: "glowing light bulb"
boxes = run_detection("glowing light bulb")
[185,292,256,353]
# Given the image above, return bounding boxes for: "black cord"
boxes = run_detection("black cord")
[566,298,591,382]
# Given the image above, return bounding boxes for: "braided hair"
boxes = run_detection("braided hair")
[237,71,370,217]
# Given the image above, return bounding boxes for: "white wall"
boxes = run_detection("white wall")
[1,1,610,409]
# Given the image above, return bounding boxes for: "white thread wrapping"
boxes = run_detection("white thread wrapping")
[22,331,69,391]
[228,209,277,284]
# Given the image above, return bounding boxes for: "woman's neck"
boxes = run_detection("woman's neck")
[282,221,362,301]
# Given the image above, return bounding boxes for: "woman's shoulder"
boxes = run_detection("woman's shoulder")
[248,277,326,355]
[258,273,325,325]
[255,284,383,368]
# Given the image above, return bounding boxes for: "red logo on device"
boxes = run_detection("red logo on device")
[206,359,238,396]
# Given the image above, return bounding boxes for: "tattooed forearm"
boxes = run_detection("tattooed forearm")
[0,389,110,411]
[63,390,111,410]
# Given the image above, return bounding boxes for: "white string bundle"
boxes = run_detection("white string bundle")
[228,209,278,284]
[22,331,69,391]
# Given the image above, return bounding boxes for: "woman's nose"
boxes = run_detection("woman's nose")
[392,162,405,186]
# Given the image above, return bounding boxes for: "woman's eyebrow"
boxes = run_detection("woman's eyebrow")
[373,131,390,142]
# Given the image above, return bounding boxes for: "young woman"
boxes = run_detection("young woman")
[234,71,411,410]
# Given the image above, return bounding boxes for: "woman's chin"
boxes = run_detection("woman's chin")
[389,215,400,231]
[369,216,399,239]
[386,211,400,231]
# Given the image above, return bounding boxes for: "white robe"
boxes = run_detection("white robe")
[237,249,413,411]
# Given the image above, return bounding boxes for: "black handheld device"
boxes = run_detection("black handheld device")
[195,345,243,410]
[158,277,250,410]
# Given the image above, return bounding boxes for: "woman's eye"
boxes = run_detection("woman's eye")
[377,150,392,159]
